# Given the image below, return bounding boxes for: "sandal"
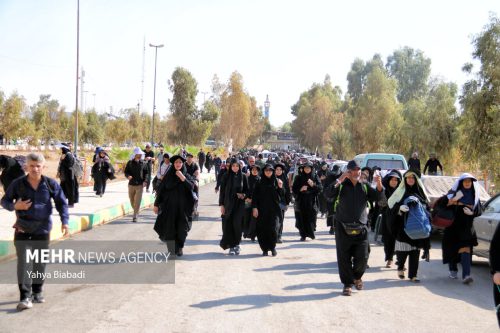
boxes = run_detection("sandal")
[342,286,352,296]
[385,260,393,268]
[354,279,363,290]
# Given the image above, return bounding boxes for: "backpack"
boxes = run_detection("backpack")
[403,196,431,240]
[333,183,370,213]
[72,156,84,179]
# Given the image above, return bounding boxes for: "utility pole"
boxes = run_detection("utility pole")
[74,0,80,156]
[80,68,85,115]
[140,36,145,112]
[149,43,163,146]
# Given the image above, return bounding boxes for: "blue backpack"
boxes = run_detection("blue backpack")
[403,196,431,240]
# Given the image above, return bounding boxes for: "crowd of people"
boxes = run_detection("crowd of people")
[0,145,498,326]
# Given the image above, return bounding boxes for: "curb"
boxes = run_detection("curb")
[0,174,215,262]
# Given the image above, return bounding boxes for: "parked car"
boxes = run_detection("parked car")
[329,160,348,174]
[353,153,408,172]
[261,150,278,160]
[473,193,500,259]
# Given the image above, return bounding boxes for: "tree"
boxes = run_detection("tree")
[386,46,432,103]
[32,95,65,143]
[0,92,26,142]
[81,110,105,144]
[291,75,342,151]
[347,66,400,153]
[280,122,292,133]
[217,71,253,149]
[459,15,500,181]
[167,67,209,145]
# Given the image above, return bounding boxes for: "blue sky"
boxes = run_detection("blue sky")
[0,0,498,126]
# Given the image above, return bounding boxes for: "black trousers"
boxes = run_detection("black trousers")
[335,221,369,286]
[14,232,50,301]
[396,250,420,279]
[277,209,285,240]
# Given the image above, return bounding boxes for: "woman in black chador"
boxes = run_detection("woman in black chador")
[292,161,322,241]
[153,155,196,257]
[274,163,291,243]
[243,164,261,241]
[252,164,284,256]
[58,144,79,207]
[91,148,114,197]
[219,158,249,255]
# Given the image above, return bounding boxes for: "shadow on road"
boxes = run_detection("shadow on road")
[190,291,340,311]
[255,262,338,275]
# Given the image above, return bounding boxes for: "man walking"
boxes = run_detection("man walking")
[125,147,150,222]
[329,160,382,296]
[198,149,206,173]
[1,153,69,311]
[423,153,443,176]
[407,152,421,174]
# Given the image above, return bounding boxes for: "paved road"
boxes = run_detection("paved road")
[0,184,497,332]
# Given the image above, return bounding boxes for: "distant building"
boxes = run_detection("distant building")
[264,131,299,150]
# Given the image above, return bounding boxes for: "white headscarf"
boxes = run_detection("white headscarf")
[447,173,480,209]
[388,171,429,209]
[130,147,145,161]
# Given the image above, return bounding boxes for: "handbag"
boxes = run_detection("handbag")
[432,206,455,228]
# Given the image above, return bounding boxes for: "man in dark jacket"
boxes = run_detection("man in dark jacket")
[328,160,382,296]
[1,153,69,311]
[125,147,150,222]
[423,153,443,175]
[213,154,222,179]
[197,149,206,173]
[407,152,421,174]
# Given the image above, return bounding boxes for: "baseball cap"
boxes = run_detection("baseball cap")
[346,160,361,170]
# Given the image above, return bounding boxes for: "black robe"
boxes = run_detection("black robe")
[252,175,284,252]
[322,172,340,227]
[292,170,323,239]
[0,155,25,192]
[58,151,79,205]
[219,170,248,249]
[243,173,260,239]
[388,186,430,250]
[317,168,329,214]
[439,191,479,264]
[91,157,113,195]
[153,165,195,251]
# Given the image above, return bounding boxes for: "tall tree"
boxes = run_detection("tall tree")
[347,66,400,153]
[386,46,432,103]
[167,67,207,145]
[218,71,253,149]
[459,15,500,181]
[291,75,342,151]
[0,92,26,142]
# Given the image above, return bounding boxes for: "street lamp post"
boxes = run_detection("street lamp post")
[149,43,163,146]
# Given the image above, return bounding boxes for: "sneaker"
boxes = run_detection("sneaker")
[398,270,405,279]
[262,251,268,256]
[300,237,306,242]
[385,260,393,268]
[409,277,420,283]
[271,249,277,257]
[176,248,183,257]
[16,298,33,311]
[462,276,474,284]
[234,245,241,255]
[32,293,45,303]
[342,286,352,296]
[354,279,363,290]
[449,271,458,279]
[229,248,236,255]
